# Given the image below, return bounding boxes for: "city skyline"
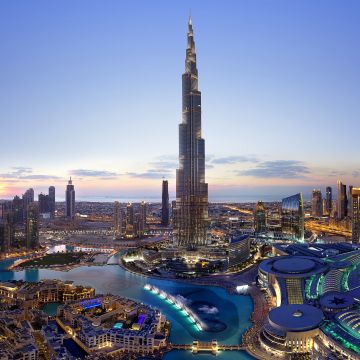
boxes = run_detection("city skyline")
[1,0,360,200]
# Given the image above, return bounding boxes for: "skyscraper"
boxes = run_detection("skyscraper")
[12,195,24,224]
[38,193,50,214]
[22,188,34,220]
[337,180,347,220]
[174,18,208,249]
[138,201,146,237]
[0,212,14,254]
[114,201,123,238]
[26,203,39,249]
[161,179,169,226]
[352,188,360,244]
[49,186,56,219]
[254,201,266,234]
[281,193,304,242]
[325,186,332,216]
[65,177,75,219]
[311,189,322,217]
[348,185,353,218]
[125,202,134,238]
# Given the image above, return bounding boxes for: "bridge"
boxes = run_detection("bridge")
[171,340,245,354]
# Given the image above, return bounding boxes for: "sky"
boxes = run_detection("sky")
[0,0,359,201]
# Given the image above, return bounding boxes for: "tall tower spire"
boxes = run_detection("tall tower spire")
[174,18,209,249]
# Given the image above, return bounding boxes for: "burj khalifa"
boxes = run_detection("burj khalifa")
[174,18,208,249]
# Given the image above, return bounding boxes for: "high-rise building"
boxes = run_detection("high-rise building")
[254,201,266,234]
[337,180,347,220]
[38,193,50,214]
[161,180,169,226]
[0,212,14,254]
[22,188,34,220]
[281,193,304,241]
[113,201,123,238]
[49,186,56,219]
[325,186,332,216]
[311,189,322,217]
[12,195,24,224]
[174,18,208,249]
[26,203,39,249]
[348,185,353,218]
[138,201,146,238]
[125,202,134,238]
[352,188,360,244]
[65,178,76,219]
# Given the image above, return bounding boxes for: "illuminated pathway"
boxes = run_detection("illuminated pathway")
[144,284,205,331]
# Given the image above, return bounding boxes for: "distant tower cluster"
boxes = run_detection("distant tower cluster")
[173,17,208,249]
[38,187,55,218]
[114,201,147,239]
[161,179,169,226]
[311,189,323,217]
[66,177,76,219]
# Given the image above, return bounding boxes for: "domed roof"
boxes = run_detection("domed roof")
[269,304,324,332]
[272,258,316,274]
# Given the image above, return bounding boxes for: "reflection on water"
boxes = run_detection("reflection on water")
[0,253,254,359]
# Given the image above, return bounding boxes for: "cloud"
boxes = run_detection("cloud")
[212,155,258,165]
[20,174,60,180]
[238,160,310,179]
[328,170,346,177]
[0,167,59,180]
[70,169,119,179]
[127,169,174,179]
[353,170,360,178]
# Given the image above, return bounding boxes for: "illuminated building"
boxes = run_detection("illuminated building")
[161,179,169,226]
[65,177,75,219]
[114,201,123,238]
[337,180,347,220]
[174,18,208,249]
[258,249,360,359]
[352,187,360,244]
[126,202,134,237]
[258,256,328,306]
[26,203,39,249]
[48,186,56,219]
[254,201,266,234]
[38,192,50,214]
[260,304,324,355]
[325,186,332,215]
[348,185,353,218]
[312,189,322,217]
[138,201,146,237]
[228,235,251,267]
[22,187,34,220]
[281,193,304,241]
[0,212,14,254]
[12,195,24,224]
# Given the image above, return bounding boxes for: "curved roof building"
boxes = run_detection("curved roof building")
[261,304,324,354]
[258,256,328,305]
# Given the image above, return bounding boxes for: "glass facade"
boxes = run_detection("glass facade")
[281,193,304,241]
[352,188,360,244]
[174,18,208,248]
